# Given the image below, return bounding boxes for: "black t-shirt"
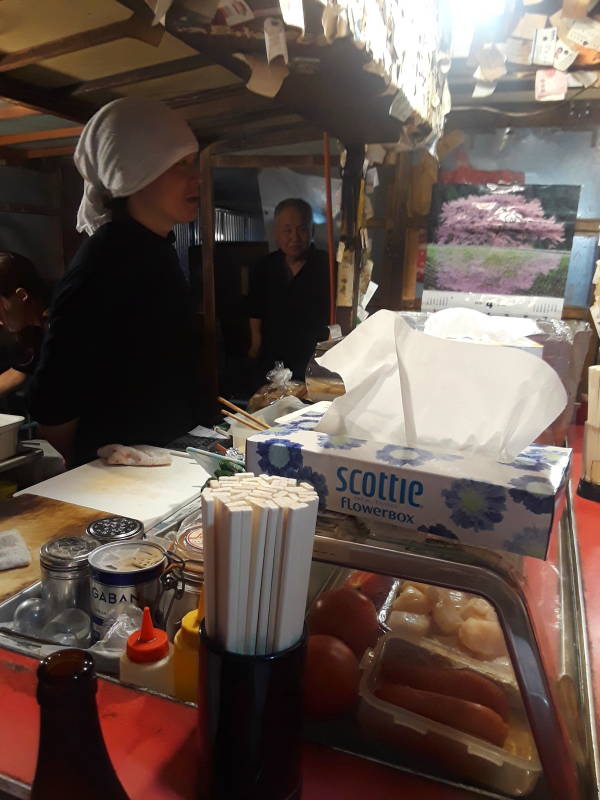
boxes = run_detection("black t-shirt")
[10,325,45,375]
[248,246,330,379]
[29,216,205,465]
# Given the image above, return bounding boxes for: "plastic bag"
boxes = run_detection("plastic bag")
[91,605,143,654]
[248,361,306,412]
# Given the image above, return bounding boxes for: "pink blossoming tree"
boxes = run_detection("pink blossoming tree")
[436,194,565,249]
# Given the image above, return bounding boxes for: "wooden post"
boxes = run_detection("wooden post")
[336,143,365,334]
[199,147,219,416]
[323,132,336,326]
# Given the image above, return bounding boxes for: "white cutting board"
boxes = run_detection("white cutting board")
[17,452,211,529]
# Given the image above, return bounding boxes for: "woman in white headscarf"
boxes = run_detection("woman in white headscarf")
[30,97,206,465]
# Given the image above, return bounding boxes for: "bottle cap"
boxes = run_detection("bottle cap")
[179,608,201,649]
[126,607,169,663]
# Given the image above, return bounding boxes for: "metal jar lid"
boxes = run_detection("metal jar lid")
[40,537,97,572]
[86,516,144,544]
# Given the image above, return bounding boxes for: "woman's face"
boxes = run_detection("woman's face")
[133,153,201,226]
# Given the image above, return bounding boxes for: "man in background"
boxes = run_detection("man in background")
[248,198,330,384]
[0,251,49,402]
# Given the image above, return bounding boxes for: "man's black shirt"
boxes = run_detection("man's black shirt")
[248,245,330,380]
[29,216,204,464]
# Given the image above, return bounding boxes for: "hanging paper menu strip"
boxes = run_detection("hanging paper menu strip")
[532,27,557,66]
[264,17,289,63]
[217,0,254,26]
[511,13,548,40]
[567,17,600,51]
[279,0,304,32]
[505,38,533,65]
[535,67,568,100]
[553,40,578,70]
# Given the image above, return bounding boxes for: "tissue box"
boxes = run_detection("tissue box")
[246,410,571,560]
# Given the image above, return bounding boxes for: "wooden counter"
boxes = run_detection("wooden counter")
[0,495,107,603]
[0,436,597,798]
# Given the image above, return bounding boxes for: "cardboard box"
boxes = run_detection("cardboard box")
[246,409,571,560]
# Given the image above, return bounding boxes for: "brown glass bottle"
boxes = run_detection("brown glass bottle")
[31,649,129,800]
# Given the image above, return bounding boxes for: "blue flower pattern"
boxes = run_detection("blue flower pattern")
[442,479,506,532]
[297,466,328,507]
[508,475,554,515]
[502,527,547,559]
[503,445,568,473]
[255,438,303,476]
[376,444,436,468]
[418,523,458,540]
[318,435,367,450]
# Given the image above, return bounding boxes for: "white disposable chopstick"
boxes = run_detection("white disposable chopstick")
[266,503,287,655]
[256,502,280,656]
[245,498,269,655]
[273,497,319,653]
[218,503,243,652]
[201,490,217,639]
[201,472,318,656]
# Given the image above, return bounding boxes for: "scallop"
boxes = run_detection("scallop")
[393,585,433,614]
[432,600,464,635]
[431,588,468,635]
[458,617,507,660]
[388,610,431,638]
[402,581,439,604]
[461,597,497,622]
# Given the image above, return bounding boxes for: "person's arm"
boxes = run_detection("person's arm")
[247,260,266,359]
[38,419,79,467]
[248,317,262,360]
[0,368,26,398]
[29,256,102,465]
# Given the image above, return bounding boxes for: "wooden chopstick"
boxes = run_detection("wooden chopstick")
[220,409,263,432]
[218,396,270,430]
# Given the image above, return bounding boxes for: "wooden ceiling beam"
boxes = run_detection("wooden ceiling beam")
[0,201,58,215]
[61,54,213,96]
[212,124,323,154]
[166,83,246,109]
[446,100,600,130]
[0,11,163,73]
[0,145,25,165]
[0,126,83,147]
[0,75,94,122]
[211,154,337,168]
[24,145,76,160]
[0,103,40,120]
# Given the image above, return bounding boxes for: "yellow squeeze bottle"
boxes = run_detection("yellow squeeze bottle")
[173,590,204,702]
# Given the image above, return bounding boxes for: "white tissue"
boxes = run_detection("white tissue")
[423,307,540,344]
[315,310,567,461]
[0,529,30,571]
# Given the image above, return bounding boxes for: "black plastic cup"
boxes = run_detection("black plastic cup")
[197,621,306,800]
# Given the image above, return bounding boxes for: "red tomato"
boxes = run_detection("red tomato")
[309,586,379,658]
[345,571,395,609]
[304,634,360,718]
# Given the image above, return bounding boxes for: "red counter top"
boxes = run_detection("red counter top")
[0,429,596,799]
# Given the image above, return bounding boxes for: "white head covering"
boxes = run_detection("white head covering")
[74,96,198,236]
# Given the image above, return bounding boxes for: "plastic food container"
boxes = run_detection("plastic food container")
[305,339,345,402]
[0,414,23,461]
[357,633,541,796]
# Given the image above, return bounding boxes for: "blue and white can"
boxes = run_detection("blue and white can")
[88,541,168,640]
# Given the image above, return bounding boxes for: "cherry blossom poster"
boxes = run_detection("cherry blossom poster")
[425,184,580,299]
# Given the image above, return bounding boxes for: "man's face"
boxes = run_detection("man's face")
[275,207,311,261]
[134,153,201,226]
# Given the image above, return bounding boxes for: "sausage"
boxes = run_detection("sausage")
[378,661,509,721]
[375,682,508,747]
